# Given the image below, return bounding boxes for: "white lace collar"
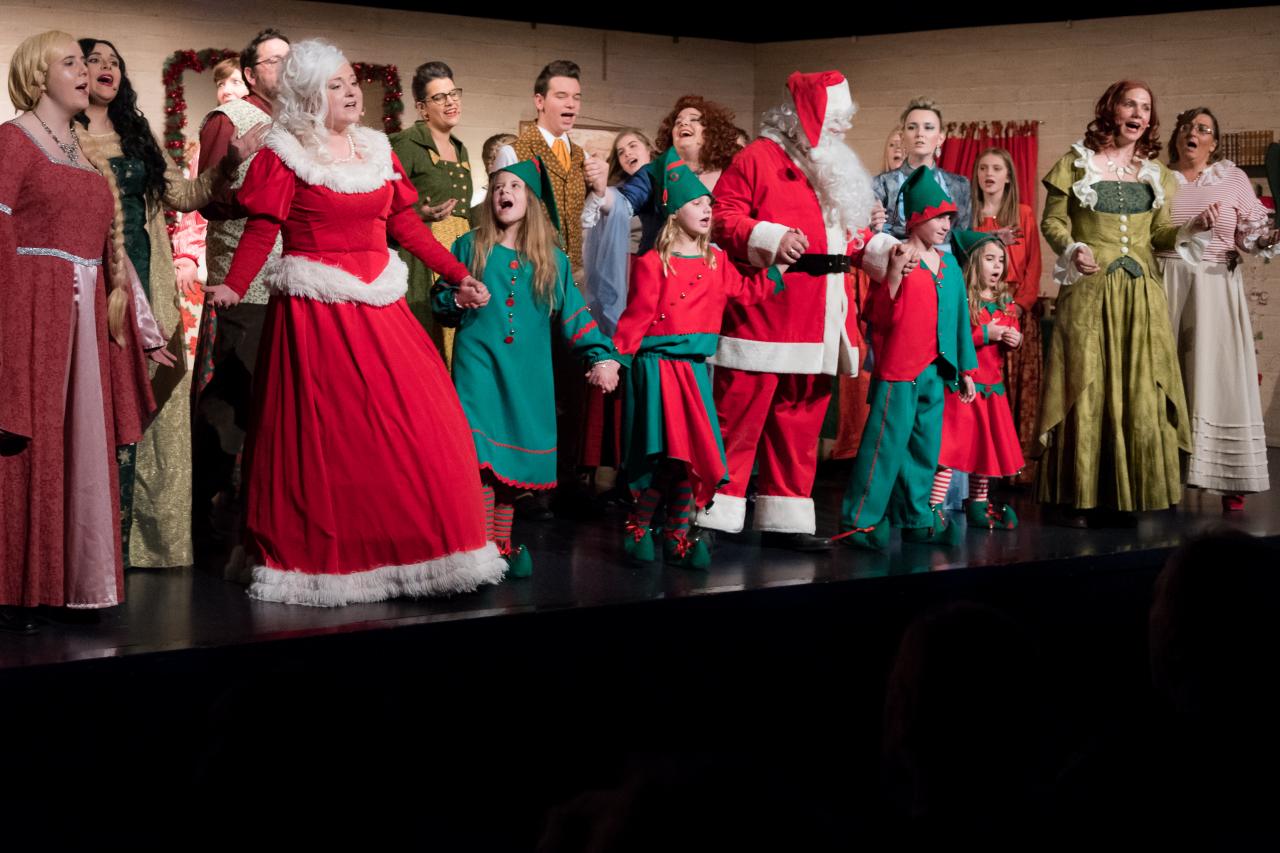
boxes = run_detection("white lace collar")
[1173,159,1235,187]
[265,125,398,193]
[1070,140,1166,210]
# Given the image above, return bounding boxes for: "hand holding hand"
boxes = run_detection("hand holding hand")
[586,360,621,393]
[1001,326,1023,348]
[889,243,921,278]
[777,228,808,264]
[202,283,241,309]
[1074,245,1099,275]
[584,152,608,196]
[959,375,977,404]
[455,276,490,309]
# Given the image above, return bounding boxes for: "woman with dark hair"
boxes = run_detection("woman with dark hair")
[1160,107,1276,509]
[76,37,245,568]
[1038,81,1217,526]
[390,60,473,358]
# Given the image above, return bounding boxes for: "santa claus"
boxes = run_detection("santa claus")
[700,70,894,548]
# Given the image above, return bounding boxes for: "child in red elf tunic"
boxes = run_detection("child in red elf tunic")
[612,150,790,569]
[931,230,1025,529]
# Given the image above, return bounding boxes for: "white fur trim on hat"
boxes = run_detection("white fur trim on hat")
[266,250,409,306]
[266,124,398,194]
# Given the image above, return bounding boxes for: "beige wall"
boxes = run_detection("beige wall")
[3,2,1279,441]
[756,7,1280,443]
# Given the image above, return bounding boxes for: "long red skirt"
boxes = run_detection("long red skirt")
[240,294,504,606]
[938,388,1025,477]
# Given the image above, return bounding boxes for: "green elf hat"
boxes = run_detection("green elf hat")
[496,156,561,232]
[951,229,1003,268]
[650,146,711,217]
[900,165,958,230]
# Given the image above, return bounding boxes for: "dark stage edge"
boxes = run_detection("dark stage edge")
[3,455,1279,675]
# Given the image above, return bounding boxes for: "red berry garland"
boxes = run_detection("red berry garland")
[161,50,406,169]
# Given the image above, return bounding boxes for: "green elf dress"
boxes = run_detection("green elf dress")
[1038,142,1204,513]
[433,158,624,492]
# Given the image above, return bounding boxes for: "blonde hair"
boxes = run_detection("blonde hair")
[900,96,942,127]
[469,186,561,312]
[882,125,904,173]
[962,239,1012,327]
[7,30,70,111]
[969,147,1021,231]
[9,31,129,344]
[655,213,716,275]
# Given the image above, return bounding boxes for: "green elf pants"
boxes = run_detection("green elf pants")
[841,361,945,531]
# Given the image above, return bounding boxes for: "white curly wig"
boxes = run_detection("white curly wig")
[273,38,348,152]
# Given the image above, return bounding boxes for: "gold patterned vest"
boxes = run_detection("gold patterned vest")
[512,126,586,269]
[202,98,280,305]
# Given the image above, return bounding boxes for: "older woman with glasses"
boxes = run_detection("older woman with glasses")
[1159,106,1278,509]
[390,60,473,358]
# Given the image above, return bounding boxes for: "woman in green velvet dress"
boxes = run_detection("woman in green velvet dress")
[78,38,229,566]
[1038,80,1217,525]
[390,60,474,363]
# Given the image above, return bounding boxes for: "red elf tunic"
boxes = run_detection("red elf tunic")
[221,126,505,607]
[938,302,1025,476]
[613,249,784,509]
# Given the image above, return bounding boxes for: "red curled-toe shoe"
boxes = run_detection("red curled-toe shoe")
[1222,494,1246,512]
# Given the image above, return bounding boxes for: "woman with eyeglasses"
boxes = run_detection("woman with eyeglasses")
[390,60,473,359]
[1159,107,1277,509]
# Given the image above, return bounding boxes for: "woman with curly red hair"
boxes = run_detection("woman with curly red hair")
[583,94,739,256]
[1037,80,1218,527]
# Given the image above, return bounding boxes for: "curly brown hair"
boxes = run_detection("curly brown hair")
[1084,80,1162,160]
[655,95,739,174]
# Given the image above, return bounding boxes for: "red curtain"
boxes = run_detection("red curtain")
[938,121,1039,212]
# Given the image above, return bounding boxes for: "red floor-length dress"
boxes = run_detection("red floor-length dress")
[0,122,155,608]
[221,126,504,606]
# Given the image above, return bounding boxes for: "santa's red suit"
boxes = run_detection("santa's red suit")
[700,71,895,537]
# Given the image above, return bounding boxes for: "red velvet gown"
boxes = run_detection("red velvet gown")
[0,122,155,608]
[221,126,504,606]
[938,303,1025,477]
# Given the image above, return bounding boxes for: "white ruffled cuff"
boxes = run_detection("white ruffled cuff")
[746,221,790,267]
[1175,223,1211,265]
[1053,241,1088,287]
[1237,211,1277,258]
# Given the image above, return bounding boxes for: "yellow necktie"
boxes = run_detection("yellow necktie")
[552,138,570,171]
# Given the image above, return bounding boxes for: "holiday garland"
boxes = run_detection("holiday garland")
[160,50,406,168]
[351,62,405,135]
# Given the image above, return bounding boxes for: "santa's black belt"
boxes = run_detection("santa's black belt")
[789,253,851,275]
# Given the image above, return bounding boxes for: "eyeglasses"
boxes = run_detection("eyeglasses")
[1183,123,1215,136]
[253,55,286,68]
[425,88,463,105]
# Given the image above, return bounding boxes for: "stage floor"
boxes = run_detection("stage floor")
[3,456,1278,673]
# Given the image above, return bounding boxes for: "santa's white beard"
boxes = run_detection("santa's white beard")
[808,135,875,237]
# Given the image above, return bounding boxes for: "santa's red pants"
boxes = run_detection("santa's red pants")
[699,367,832,534]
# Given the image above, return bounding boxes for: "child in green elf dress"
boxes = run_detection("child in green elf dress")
[434,158,624,577]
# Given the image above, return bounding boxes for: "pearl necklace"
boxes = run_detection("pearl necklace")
[331,129,357,163]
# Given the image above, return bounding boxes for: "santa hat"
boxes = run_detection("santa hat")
[787,70,853,148]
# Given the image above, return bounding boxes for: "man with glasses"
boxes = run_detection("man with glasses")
[191,28,289,548]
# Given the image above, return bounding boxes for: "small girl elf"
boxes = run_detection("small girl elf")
[435,158,624,577]
[930,230,1026,530]
[838,166,979,551]
[612,149,790,569]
